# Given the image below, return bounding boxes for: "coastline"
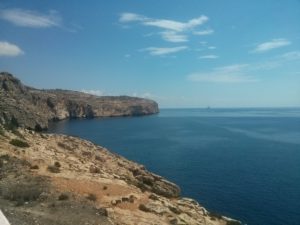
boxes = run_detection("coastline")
[0,126,241,225]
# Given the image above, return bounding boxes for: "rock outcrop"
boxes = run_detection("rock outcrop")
[0,128,241,225]
[0,72,159,130]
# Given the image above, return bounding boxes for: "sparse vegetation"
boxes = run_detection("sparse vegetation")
[54,161,61,168]
[47,164,60,173]
[89,165,100,173]
[4,117,19,131]
[9,139,30,148]
[58,193,69,201]
[30,165,39,170]
[86,193,97,201]
[149,193,159,201]
[1,182,42,206]
[57,142,72,151]
[0,126,5,136]
[169,205,181,214]
[138,204,151,212]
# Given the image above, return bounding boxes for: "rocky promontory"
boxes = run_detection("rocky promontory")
[0,72,159,130]
[0,128,240,225]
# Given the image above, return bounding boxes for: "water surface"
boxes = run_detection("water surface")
[49,108,300,225]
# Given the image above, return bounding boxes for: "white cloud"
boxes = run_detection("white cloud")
[194,29,214,36]
[160,31,188,42]
[280,51,300,60]
[0,8,61,28]
[119,12,211,43]
[187,64,257,83]
[0,41,24,56]
[199,54,219,59]
[119,13,145,22]
[81,89,104,96]
[142,46,188,56]
[208,46,216,50]
[140,15,208,32]
[252,38,291,53]
[216,64,249,72]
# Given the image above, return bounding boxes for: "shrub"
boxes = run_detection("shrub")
[138,204,151,212]
[30,165,39,170]
[102,186,108,190]
[58,193,69,201]
[149,194,159,201]
[169,205,181,214]
[57,142,72,151]
[9,139,30,148]
[0,126,4,136]
[2,183,42,205]
[86,193,97,201]
[54,161,61,168]
[4,117,19,131]
[47,165,60,173]
[89,165,100,173]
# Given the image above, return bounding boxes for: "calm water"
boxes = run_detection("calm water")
[48,108,300,225]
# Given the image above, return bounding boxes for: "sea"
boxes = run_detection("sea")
[48,108,300,225]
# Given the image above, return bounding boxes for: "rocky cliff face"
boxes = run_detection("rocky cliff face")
[0,128,240,225]
[0,72,159,130]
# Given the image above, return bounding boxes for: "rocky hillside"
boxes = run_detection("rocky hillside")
[0,72,159,130]
[0,127,240,225]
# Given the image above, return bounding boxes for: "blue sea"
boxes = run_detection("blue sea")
[48,108,300,225]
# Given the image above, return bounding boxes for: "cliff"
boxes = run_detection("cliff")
[0,128,240,225]
[0,72,159,130]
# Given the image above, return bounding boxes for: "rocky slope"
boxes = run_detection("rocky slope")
[0,72,159,130]
[0,127,240,225]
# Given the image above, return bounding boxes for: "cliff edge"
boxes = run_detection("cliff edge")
[0,72,159,130]
[0,128,240,225]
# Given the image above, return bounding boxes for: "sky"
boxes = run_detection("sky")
[0,0,300,108]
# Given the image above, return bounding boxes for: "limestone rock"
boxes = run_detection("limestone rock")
[0,72,159,130]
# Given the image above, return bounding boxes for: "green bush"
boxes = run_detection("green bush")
[9,139,30,148]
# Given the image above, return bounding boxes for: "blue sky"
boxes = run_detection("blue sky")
[0,0,299,108]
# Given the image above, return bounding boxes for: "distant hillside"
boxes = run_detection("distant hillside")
[0,72,159,130]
